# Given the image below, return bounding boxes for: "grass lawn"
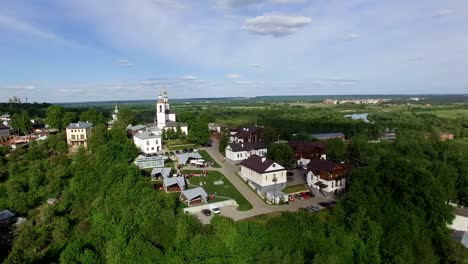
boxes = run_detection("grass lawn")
[182,170,253,211]
[282,184,308,194]
[198,150,221,168]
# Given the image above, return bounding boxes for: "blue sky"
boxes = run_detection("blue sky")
[0,0,467,102]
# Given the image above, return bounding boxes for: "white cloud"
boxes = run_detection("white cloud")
[226,73,241,79]
[0,85,36,91]
[216,0,306,8]
[243,14,311,37]
[324,78,360,85]
[433,9,453,18]
[181,75,198,80]
[345,33,360,40]
[0,14,68,44]
[269,0,306,4]
[115,59,133,67]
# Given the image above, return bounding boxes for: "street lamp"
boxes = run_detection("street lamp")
[272,175,278,204]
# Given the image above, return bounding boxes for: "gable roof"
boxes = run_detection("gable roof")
[0,123,9,130]
[228,141,267,152]
[234,126,263,139]
[310,133,345,139]
[165,121,188,128]
[66,122,93,129]
[181,187,208,201]
[288,141,326,153]
[0,210,15,220]
[151,167,172,177]
[176,153,202,164]
[127,124,147,131]
[307,159,339,173]
[134,131,161,140]
[164,176,186,189]
[240,154,285,174]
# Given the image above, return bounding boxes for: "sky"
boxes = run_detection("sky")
[0,0,467,102]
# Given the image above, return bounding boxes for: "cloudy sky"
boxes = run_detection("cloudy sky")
[1,0,467,102]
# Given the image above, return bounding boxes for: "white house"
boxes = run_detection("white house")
[225,141,267,161]
[154,89,188,135]
[133,131,162,154]
[107,105,119,129]
[306,159,351,194]
[66,122,93,150]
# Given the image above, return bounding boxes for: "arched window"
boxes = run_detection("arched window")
[159,105,162,112]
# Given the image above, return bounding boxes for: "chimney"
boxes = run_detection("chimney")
[241,143,243,148]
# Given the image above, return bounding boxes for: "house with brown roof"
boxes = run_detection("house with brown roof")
[230,125,263,143]
[240,155,288,204]
[306,159,351,194]
[225,141,268,161]
[288,141,326,162]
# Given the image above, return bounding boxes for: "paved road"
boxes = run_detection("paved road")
[185,139,334,222]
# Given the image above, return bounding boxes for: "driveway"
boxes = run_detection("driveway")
[190,139,335,222]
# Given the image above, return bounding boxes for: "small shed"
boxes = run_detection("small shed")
[176,153,203,165]
[0,210,15,221]
[164,177,186,192]
[151,167,172,180]
[180,187,208,206]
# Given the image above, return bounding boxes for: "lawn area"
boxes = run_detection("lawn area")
[198,150,221,168]
[182,170,252,211]
[282,184,308,194]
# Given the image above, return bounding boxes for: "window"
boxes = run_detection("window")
[265,175,267,181]
[159,105,162,112]
[272,164,276,167]
[80,134,84,140]
[155,140,158,144]
[151,147,154,150]
[71,135,75,139]
[146,148,149,151]
[146,141,149,145]
[332,182,335,187]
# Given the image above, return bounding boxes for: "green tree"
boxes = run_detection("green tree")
[219,131,229,155]
[79,108,105,125]
[10,111,31,134]
[188,121,210,145]
[46,105,65,129]
[115,107,135,128]
[266,143,295,170]
[263,126,278,144]
[326,138,347,162]
[62,112,78,128]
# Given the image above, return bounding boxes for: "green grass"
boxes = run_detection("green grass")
[198,150,221,168]
[182,170,253,211]
[422,109,468,119]
[282,184,308,194]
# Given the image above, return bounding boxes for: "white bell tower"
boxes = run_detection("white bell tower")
[156,91,166,128]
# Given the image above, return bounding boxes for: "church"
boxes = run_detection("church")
[153,90,188,135]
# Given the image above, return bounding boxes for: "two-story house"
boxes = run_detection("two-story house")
[240,155,288,204]
[230,125,263,143]
[133,131,162,154]
[306,159,351,194]
[225,141,268,161]
[66,122,93,150]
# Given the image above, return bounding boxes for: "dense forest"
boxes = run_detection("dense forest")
[1,102,468,263]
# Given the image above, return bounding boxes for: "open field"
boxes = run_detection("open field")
[183,170,253,211]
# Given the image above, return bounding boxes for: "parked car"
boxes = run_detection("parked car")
[294,194,304,200]
[201,209,212,216]
[318,201,337,208]
[300,192,310,199]
[211,207,221,214]
[307,205,320,212]
[305,191,315,198]
[204,143,212,147]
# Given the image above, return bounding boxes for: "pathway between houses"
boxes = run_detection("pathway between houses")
[179,139,332,221]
